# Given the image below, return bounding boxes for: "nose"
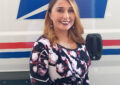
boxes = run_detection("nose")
[63,11,69,19]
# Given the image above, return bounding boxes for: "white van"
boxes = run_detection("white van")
[0,0,120,85]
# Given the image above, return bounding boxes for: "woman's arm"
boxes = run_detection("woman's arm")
[30,41,52,85]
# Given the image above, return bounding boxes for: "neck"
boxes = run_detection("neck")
[54,30,77,49]
[55,30,70,43]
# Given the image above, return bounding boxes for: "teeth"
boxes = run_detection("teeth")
[62,21,69,24]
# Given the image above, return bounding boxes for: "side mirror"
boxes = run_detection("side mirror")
[86,33,103,60]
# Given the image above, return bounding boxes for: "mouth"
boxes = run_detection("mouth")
[60,21,70,25]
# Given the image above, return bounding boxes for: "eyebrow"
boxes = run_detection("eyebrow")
[56,7,73,9]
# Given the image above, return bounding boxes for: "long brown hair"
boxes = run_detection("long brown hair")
[43,0,85,44]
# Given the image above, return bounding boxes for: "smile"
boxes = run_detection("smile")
[60,21,70,25]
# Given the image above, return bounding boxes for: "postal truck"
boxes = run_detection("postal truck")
[0,0,120,85]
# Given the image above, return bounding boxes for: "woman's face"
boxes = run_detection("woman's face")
[49,0,75,32]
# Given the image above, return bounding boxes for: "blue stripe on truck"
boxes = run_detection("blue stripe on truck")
[102,49,120,55]
[0,51,31,58]
[0,49,120,58]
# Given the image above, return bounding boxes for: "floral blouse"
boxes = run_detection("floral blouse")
[30,35,91,85]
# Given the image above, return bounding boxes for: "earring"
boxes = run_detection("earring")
[50,21,53,28]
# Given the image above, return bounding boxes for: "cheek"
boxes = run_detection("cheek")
[71,15,75,21]
[52,17,60,24]
[50,14,59,24]
[71,17,75,25]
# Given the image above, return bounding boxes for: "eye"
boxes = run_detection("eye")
[68,8,74,13]
[57,8,64,13]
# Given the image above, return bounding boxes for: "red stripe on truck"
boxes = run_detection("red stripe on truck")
[103,40,120,46]
[0,42,34,49]
[0,40,120,49]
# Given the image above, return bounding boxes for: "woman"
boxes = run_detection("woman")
[30,0,91,85]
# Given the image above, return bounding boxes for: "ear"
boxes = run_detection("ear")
[49,12,52,20]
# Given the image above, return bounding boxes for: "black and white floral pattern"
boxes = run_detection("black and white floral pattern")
[30,35,91,85]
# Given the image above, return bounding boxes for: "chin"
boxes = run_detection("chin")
[60,28,70,31]
[61,26,71,30]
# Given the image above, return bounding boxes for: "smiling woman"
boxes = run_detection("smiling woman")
[44,0,84,45]
[30,0,91,85]
[49,0,75,31]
